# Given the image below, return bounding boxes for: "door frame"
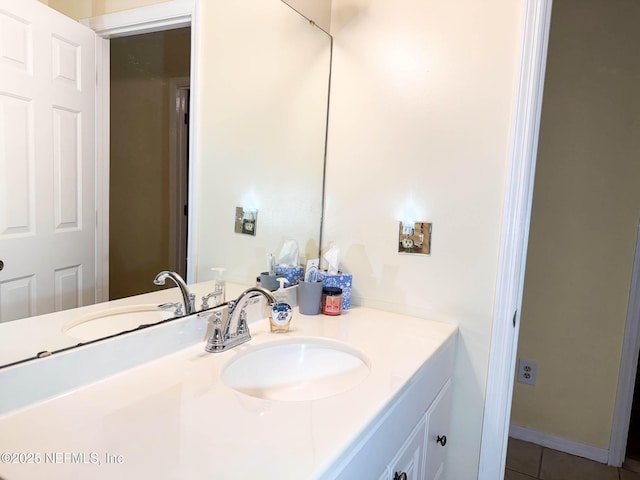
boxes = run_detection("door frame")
[478,0,553,478]
[609,225,640,465]
[479,0,640,471]
[168,77,190,278]
[85,0,197,301]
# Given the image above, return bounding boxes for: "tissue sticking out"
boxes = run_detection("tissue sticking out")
[323,243,341,274]
[277,239,299,267]
[274,239,304,285]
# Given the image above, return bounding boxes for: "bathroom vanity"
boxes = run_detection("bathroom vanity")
[0,292,456,480]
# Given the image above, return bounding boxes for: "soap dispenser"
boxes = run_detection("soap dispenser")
[275,277,298,307]
[273,278,288,303]
[210,267,226,304]
[270,278,292,333]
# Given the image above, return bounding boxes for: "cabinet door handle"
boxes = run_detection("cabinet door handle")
[436,435,447,446]
[393,472,407,480]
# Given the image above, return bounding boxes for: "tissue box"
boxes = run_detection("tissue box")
[317,270,352,310]
[275,265,304,285]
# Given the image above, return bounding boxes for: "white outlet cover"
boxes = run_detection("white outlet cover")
[517,359,537,385]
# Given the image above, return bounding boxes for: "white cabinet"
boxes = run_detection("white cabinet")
[388,416,427,480]
[327,338,455,480]
[378,470,391,480]
[424,380,452,480]
[368,380,453,480]
[385,380,452,480]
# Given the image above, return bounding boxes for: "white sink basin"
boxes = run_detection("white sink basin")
[221,338,370,401]
[62,305,174,342]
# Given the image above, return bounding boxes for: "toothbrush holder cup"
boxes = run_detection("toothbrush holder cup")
[298,280,324,315]
[260,272,285,292]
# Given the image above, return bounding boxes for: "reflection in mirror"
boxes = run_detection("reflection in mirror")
[0,1,332,368]
[110,27,192,300]
[192,0,331,286]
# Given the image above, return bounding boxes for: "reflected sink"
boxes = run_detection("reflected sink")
[221,338,370,401]
[62,305,174,342]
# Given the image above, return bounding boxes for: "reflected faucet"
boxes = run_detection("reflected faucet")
[153,271,196,315]
[204,287,276,353]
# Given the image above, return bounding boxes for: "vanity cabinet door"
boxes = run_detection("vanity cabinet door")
[423,380,453,480]
[377,469,390,480]
[388,415,427,480]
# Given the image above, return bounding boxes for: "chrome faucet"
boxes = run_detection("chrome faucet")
[204,287,275,353]
[153,271,196,315]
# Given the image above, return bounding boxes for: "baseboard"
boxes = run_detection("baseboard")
[509,424,609,464]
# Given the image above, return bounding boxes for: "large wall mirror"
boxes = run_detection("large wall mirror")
[192,0,331,286]
[0,0,332,368]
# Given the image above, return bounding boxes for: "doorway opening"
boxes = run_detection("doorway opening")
[625,362,640,468]
[620,228,640,470]
[109,27,191,300]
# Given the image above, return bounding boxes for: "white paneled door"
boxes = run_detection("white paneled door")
[0,0,96,322]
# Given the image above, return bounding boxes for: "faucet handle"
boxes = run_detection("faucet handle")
[203,310,224,352]
[201,289,224,310]
[201,293,212,310]
[211,310,224,343]
[158,302,183,316]
[236,308,250,336]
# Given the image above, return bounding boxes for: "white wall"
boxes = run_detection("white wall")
[326,0,525,477]
[41,0,172,19]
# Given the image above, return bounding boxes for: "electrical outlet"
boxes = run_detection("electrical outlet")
[517,359,537,385]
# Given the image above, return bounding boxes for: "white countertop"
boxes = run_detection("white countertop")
[0,307,457,480]
[0,281,247,367]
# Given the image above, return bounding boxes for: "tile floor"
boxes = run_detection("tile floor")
[505,438,640,480]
